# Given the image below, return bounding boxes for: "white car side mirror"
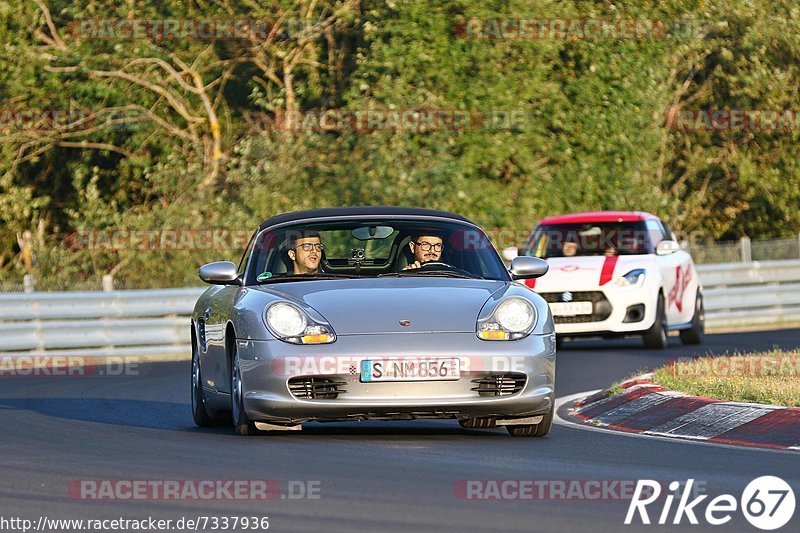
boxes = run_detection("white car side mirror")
[501,247,519,262]
[656,240,680,255]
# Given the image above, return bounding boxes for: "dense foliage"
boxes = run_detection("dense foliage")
[1,1,799,288]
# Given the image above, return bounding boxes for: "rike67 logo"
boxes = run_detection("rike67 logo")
[626,477,795,530]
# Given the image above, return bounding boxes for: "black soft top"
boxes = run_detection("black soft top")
[258,206,473,230]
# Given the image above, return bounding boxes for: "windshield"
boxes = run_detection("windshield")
[523,222,652,258]
[245,219,509,284]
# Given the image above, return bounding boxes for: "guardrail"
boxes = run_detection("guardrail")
[0,288,203,357]
[0,260,798,356]
[698,259,800,328]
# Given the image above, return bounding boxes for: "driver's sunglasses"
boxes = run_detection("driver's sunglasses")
[415,241,443,252]
[296,243,325,252]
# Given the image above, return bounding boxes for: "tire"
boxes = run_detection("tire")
[642,294,668,349]
[680,291,705,345]
[191,339,215,427]
[555,336,564,350]
[230,342,261,436]
[505,405,553,437]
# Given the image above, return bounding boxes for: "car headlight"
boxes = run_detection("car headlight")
[265,302,335,344]
[613,269,646,288]
[477,297,536,341]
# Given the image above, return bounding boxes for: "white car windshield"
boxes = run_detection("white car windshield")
[524,222,652,258]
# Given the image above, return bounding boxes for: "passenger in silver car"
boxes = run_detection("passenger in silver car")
[287,232,324,274]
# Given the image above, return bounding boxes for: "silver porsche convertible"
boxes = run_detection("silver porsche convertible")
[191,207,556,437]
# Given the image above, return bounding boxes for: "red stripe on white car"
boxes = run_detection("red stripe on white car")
[598,256,619,285]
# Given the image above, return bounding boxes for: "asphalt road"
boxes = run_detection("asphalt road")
[1,329,799,533]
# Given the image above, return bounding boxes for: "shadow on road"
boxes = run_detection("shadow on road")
[0,396,516,438]
[0,397,196,431]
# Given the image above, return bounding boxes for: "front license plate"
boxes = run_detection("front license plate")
[549,301,593,316]
[360,358,460,382]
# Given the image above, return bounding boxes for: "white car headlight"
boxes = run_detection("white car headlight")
[613,269,646,288]
[478,297,537,341]
[265,302,335,344]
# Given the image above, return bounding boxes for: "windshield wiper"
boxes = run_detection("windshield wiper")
[379,271,475,279]
[259,273,354,283]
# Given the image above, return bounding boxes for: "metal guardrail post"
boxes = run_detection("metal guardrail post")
[102,275,114,292]
[23,275,35,293]
[740,236,751,263]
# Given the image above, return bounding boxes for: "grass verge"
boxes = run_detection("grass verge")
[651,350,800,407]
[606,368,651,397]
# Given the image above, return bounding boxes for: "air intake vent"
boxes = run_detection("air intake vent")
[471,374,526,397]
[288,377,347,400]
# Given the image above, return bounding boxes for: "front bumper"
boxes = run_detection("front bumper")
[542,286,658,335]
[237,332,556,423]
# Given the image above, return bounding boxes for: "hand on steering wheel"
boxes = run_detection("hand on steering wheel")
[403,260,451,271]
[418,260,454,269]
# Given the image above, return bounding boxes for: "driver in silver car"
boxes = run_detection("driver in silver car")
[402,233,444,270]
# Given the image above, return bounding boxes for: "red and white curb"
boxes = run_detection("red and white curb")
[568,374,800,451]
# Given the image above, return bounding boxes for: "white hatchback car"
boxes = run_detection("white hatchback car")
[506,211,704,348]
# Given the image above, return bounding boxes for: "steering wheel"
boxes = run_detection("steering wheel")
[417,261,455,270]
[416,261,473,277]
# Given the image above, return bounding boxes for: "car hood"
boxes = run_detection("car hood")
[253,278,507,335]
[532,255,655,291]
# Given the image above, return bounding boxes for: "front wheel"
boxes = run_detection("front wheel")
[505,406,553,437]
[642,294,668,349]
[231,343,261,436]
[191,342,215,427]
[680,291,705,345]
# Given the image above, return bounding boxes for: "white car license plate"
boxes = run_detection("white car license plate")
[550,301,593,316]
[360,358,460,382]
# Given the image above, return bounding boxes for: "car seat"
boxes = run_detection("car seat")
[394,235,413,270]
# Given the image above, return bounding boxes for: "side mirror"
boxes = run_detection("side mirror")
[199,261,241,285]
[656,240,680,256]
[501,247,519,262]
[509,256,549,280]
